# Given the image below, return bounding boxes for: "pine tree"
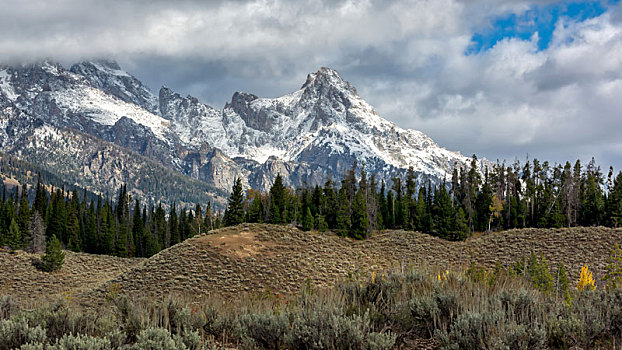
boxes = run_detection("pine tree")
[179,208,188,241]
[41,234,65,272]
[302,207,314,232]
[6,218,22,250]
[34,174,47,215]
[432,184,455,240]
[269,175,287,224]
[169,203,179,246]
[336,188,351,236]
[16,190,31,246]
[350,189,369,239]
[83,202,97,253]
[46,189,67,242]
[526,251,554,294]
[603,243,622,290]
[323,180,337,229]
[247,190,264,223]
[316,214,328,232]
[223,178,245,227]
[132,199,146,257]
[607,172,622,227]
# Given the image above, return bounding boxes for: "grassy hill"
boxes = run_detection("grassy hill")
[2,224,622,349]
[1,224,619,307]
[74,224,621,306]
[0,249,141,307]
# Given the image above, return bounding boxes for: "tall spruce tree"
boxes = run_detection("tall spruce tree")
[350,189,369,239]
[224,178,245,227]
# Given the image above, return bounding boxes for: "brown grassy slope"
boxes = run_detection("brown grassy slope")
[80,224,622,305]
[0,249,141,306]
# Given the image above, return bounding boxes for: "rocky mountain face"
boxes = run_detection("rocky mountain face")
[0,60,474,207]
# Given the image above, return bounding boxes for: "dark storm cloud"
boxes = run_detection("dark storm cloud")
[2,0,622,170]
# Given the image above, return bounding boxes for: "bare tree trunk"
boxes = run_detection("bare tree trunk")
[29,211,46,254]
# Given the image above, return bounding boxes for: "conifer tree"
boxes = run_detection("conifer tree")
[603,243,622,290]
[269,175,287,224]
[16,190,30,245]
[316,214,328,232]
[302,207,314,232]
[169,203,180,246]
[224,178,245,227]
[83,202,97,253]
[323,180,337,229]
[432,184,455,240]
[132,199,146,257]
[34,174,47,215]
[350,189,369,239]
[247,190,264,223]
[6,218,22,250]
[377,180,387,230]
[336,188,351,235]
[41,234,65,272]
[46,189,67,242]
[179,208,188,241]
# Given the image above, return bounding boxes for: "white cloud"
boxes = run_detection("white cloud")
[1,0,621,169]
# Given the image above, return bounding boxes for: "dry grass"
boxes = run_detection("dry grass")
[73,224,622,307]
[1,224,619,308]
[0,249,141,307]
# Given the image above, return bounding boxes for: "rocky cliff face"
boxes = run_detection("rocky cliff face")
[0,60,476,203]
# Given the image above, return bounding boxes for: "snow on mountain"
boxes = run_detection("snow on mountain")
[70,60,159,114]
[0,60,475,194]
[0,69,18,101]
[49,85,171,141]
[219,67,469,180]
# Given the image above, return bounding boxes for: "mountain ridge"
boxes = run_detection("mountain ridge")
[0,60,479,202]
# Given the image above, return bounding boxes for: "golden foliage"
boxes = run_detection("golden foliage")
[489,195,504,219]
[437,270,449,281]
[577,265,596,291]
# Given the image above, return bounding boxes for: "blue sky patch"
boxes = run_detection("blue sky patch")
[467,0,619,54]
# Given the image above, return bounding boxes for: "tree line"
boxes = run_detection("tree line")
[223,156,622,240]
[2,155,621,257]
[0,177,220,257]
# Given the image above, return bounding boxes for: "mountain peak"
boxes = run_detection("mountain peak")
[71,60,127,78]
[301,67,358,96]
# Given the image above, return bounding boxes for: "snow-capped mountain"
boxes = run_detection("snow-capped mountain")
[0,60,474,201]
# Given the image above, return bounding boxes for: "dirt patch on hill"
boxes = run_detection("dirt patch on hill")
[77,224,622,307]
[196,225,276,259]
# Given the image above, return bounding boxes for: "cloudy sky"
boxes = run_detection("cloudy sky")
[2,0,622,171]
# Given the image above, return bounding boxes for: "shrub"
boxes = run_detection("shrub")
[237,312,289,349]
[0,318,47,350]
[436,311,500,350]
[47,333,112,350]
[603,244,622,290]
[0,294,17,320]
[405,295,439,337]
[577,265,596,292]
[130,328,187,350]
